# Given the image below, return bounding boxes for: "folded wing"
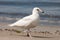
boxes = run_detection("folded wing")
[9,15,35,27]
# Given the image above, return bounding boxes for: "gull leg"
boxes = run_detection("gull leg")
[27,29,31,37]
[27,32,29,37]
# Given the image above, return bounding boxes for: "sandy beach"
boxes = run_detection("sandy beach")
[0,22,60,40]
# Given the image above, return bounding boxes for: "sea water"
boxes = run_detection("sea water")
[0,1,60,26]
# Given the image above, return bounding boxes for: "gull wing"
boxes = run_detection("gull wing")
[9,15,35,27]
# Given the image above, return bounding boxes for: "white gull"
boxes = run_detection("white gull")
[9,7,44,37]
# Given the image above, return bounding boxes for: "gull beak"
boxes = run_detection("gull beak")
[42,11,45,15]
[42,11,44,13]
[39,9,44,13]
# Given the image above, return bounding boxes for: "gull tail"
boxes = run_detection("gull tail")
[0,24,13,29]
[8,24,15,27]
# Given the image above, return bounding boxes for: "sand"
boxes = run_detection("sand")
[0,31,60,40]
[0,23,60,40]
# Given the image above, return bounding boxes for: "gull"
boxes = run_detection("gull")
[9,7,44,37]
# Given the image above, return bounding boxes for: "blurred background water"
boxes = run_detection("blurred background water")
[0,0,60,26]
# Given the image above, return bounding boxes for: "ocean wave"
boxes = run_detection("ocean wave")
[40,20,60,23]
[0,1,60,6]
[0,17,20,21]
[0,16,60,23]
[0,12,60,19]
[0,16,60,26]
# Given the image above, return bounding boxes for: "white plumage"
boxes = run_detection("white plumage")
[9,7,44,37]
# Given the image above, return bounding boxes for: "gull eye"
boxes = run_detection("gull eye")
[36,9,39,11]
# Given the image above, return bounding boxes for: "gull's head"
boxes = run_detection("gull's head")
[32,7,44,14]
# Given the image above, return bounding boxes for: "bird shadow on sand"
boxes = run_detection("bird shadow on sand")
[32,36,53,38]
[17,35,53,38]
